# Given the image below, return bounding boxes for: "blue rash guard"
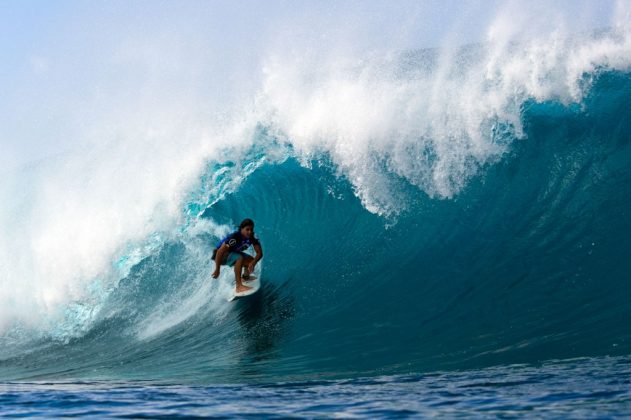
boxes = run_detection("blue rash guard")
[212,231,260,266]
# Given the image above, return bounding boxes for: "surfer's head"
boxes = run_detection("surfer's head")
[239,218,255,238]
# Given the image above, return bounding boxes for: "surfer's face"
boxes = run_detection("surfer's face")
[241,226,253,238]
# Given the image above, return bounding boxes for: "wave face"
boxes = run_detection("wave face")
[1,4,631,383]
[2,70,630,383]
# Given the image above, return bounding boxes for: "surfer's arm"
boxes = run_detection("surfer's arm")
[212,244,229,278]
[248,244,263,272]
[253,244,263,262]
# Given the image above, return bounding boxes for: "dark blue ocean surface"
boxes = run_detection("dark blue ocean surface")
[1,356,630,418]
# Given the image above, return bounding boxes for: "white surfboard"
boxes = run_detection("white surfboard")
[228,275,261,302]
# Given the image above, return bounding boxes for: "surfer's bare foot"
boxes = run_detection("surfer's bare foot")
[236,284,252,293]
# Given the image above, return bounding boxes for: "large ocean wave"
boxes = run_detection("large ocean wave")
[1,3,631,383]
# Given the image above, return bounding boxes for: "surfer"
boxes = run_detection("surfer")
[211,218,263,293]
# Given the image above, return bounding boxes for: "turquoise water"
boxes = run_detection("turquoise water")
[4,71,630,383]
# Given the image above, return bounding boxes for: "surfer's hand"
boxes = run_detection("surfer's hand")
[248,261,256,273]
[211,269,220,279]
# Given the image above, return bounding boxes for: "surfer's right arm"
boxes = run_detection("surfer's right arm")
[212,243,229,278]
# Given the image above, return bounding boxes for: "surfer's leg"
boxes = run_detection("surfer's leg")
[233,256,252,293]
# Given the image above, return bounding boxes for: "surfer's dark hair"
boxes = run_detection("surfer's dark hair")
[239,218,255,230]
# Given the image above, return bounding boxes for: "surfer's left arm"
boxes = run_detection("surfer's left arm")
[248,243,263,272]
